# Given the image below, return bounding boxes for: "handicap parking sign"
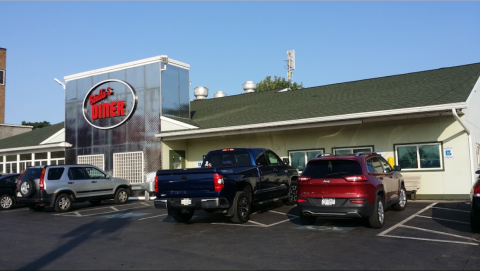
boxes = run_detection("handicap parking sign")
[444,147,453,159]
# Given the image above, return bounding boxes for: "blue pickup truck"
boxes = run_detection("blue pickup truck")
[154,148,299,223]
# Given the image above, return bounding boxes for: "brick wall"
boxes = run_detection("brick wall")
[0,48,5,124]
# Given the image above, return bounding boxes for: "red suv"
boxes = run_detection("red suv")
[297,153,407,229]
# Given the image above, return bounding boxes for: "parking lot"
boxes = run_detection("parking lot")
[1,199,480,270]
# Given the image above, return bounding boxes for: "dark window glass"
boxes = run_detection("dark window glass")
[6,155,16,162]
[35,152,47,159]
[303,160,362,178]
[20,154,31,160]
[20,167,43,180]
[266,151,282,166]
[47,168,65,180]
[68,168,87,180]
[203,151,252,168]
[0,70,4,85]
[51,151,65,159]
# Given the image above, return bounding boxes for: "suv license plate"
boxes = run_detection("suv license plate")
[322,198,335,206]
[181,198,192,205]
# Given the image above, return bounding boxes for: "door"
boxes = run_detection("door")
[84,166,114,196]
[67,167,92,199]
[366,157,396,202]
[265,150,289,197]
[377,156,399,201]
[170,150,186,169]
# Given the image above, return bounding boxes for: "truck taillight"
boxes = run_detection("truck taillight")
[39,168,46,190]
[473,182,480,195]
[214,173,224,192]
[344,175,367,182]
[222,148,235,151]
[155,176,159,193]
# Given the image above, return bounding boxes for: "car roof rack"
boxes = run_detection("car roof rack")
[315,153,334,158]
[355,152,378,156]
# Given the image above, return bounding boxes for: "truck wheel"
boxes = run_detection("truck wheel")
[173,209,194,223]
[283,183,298,206]
[392,186,407,211]
[114,188,129,204]
[231,191,251,224]
[0,194,14,210]
[55,194,72,213]
[367,195,385,229]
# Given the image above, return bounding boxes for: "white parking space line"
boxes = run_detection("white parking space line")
[416,215,470,225]
[248,220,268,227]
[432,206,470,213]
[79,206,148,217]
[110,206,119,211]
[268,210,298,217]
[53,202,148,216]
[138,214,167,220]
[378,202,437,236]
[1,208,29,213]
[210,222,263,227]
[380,234,478,246]
[265,218,296,227]
[400,225,478,242]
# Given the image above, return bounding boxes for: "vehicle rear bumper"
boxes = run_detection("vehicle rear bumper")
[16,191,53,205]
[154,197,230,210]
[472,195,480,216]
[297,197,374,218]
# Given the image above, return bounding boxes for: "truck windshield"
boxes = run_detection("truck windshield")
[203,151,252,168]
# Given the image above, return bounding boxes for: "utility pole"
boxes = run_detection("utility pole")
[287,50,295,90]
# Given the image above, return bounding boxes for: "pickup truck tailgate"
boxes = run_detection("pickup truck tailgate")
[157,168,220,197]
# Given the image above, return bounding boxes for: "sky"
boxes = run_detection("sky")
[1,1,479,126]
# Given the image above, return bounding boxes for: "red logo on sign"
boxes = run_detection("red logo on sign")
[88,87,126,120]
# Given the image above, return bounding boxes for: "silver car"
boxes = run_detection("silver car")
[16,165,131,212]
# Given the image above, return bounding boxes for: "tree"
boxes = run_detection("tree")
[21,121,51,129]
[256,75,303,92]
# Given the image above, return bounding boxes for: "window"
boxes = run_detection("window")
[289,149,324,171]
[113,151,144,184]
[0,70,4,85]
[265,150,282,166]
[303,160,362,178]
[47,168,65,180]
[68,167,87,180]
[85,167,106,179]
[78,154,105,170]
[332,146,373,155]
[251,149,268,166]
[367,157,393,174]
[395,142,442,170]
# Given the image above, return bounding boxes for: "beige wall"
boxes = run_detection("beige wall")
[161,115,471,198]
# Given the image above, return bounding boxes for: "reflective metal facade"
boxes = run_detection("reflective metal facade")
[65,61,190,182]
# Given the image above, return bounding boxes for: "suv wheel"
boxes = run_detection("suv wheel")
[172,209,194,223]
[0,194,14,210]
[55,194,72,213]
[19,179,35,198]
[283,182,298,206]
[114,188,129,204]
[28,203,45,212]
[392,186,407,211]
[367,195,385,229]
[231,190,251,224]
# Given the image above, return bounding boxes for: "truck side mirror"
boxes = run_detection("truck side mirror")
[282,158,290,165]
[394,166,401,171]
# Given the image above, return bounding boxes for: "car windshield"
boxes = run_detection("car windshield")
[302,160,362,178]
[203,151,252,168]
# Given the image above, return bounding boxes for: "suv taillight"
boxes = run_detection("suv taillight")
[155,176,159,193]
[474,182,480,195]
[16,169,26,190]
[39,168,46,190]
[214,173,224,192]
[344,175,367,182]
[298,176,311,182]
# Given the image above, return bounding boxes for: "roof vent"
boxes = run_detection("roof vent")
[214,91,227,98]
[194,86,208,100]
[243,81,256,93]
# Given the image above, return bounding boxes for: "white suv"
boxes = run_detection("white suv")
[16,165,131,212]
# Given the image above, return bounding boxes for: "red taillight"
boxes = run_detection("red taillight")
[39,168,46,190]
[222,148,235,151]
[214,173,224,192]
[297,199,307,203]
[350,200,365,204]
[298,176,311,182]
[16,170,26,190]
[344,175,367,182]
[474,182,480,195]
[155,176,159,193]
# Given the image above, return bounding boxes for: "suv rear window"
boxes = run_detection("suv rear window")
[203,151,252,168]
[47,168,65,180]
[20,167,43,180]
[303,160,363,178]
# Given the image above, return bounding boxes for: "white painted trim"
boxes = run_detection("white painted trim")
[64,56,190,82]
[39,128,65,145]
[160,116,198,129]
[156,103,467,140]
[0,142,71,154]
[0,124,33,128]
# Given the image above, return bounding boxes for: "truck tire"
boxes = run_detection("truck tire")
[114,188,129,204]
[231,191,251,224]
[55,194,73,213]
[173,209,194,223]
[282,182,298,206]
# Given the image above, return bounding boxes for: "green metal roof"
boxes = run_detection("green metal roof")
[169,62,480,130]
[0,122,64,149]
